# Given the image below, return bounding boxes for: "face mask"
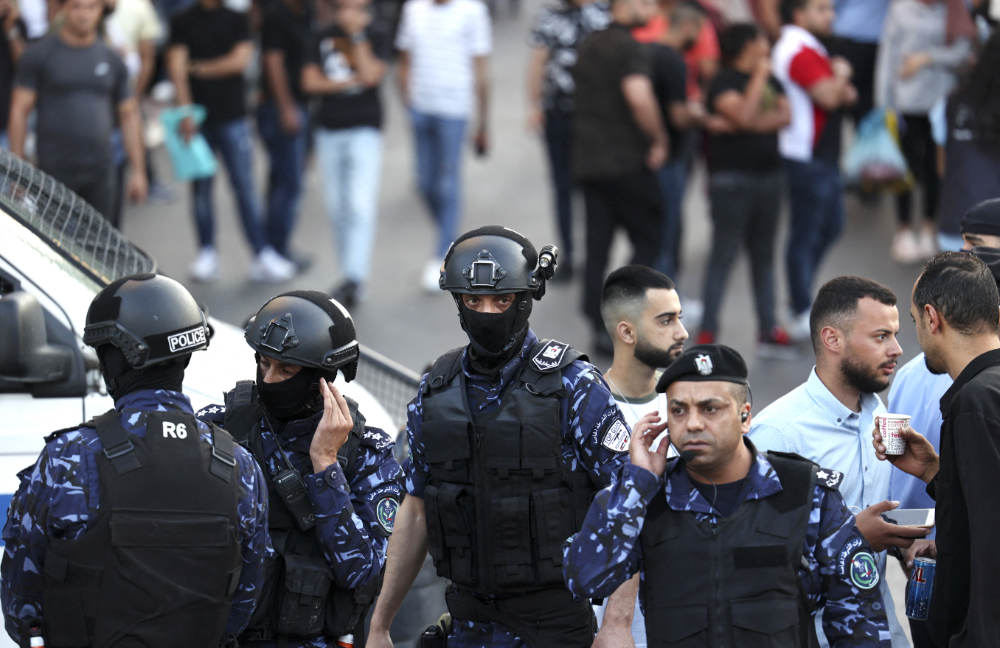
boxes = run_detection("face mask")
[256,364,323,421]
[457,293,532,362]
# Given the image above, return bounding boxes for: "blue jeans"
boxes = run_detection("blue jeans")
[257,101,309,256]
[192,118,266,253]
[653,159,687,281]
[410,109,467,258]
[315,126,383,284]
[784,157,844,315]
[543,109,575,265]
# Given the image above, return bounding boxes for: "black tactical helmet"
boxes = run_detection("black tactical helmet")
[83,273,211,368]
[244,291,360,382]
[439,225,558,299]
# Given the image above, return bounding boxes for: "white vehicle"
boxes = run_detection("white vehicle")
[0,152,443,646]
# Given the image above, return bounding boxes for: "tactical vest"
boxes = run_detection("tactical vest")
[223,381,381,643]
[639,451,819,648]
[421,340,596,595]
[41,409,243,648]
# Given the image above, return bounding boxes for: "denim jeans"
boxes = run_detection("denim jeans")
[192,117,265,253]
[315,126,383,284]
[701,170,782,334]
[257,101,310,256]
[409,109,467,258]
[784,157,844,315]
[543,109,575,265]
[653,159,687,281]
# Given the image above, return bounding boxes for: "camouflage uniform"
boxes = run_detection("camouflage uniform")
[562,443,892,647]
[1,389,269,645]
[405,330,630,648]
[198,399,405,648]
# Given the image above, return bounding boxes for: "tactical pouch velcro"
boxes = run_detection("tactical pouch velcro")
[276,554,332,637]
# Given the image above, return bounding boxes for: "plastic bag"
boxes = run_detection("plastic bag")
[843,108,913,193]
[160,105,217,182]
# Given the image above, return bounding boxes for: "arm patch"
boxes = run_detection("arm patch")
[815,467,844,491]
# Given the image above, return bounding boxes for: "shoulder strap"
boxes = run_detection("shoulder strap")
[422,347,465,394]
[337,397,366,476]
[223,380,264,444]
[94,410,142,475]
[763,451,817,514]
[208,424,238,483]
[521,339,587,396]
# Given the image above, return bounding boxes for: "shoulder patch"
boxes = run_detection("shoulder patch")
[376,496,399,533]
[815,466,844,491]
[360,426,394,451]
[196,403,227,418]
[601,419,631,452]
[848,550,880,590]
[532,340,569,372]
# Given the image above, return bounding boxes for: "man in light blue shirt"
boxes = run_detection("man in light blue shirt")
[750,276,928,647]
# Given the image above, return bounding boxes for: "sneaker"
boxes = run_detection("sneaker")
[891,229,922,264]
[788,309,811,343]
[190,247,219,282]
[331,279,361,309]
[695,330,715,345]
[917,228,937,259]
[422,259,443,293]
[248,246,296,282]
[758,326,800,360]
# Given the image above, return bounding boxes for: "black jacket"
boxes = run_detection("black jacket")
[929,348,1000,647]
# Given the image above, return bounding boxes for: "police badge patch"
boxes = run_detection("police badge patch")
[694,354,713,376]
[376,497,399,533]
[601,419,631,452]
[849,551,880,590]
[532,340,568,371]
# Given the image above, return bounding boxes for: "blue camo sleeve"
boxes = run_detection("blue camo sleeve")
[2,433,92,645]
[226,442,271,636]
[305,428,404,589]
[562,463,660,599]
[563,361,631,487]
[402,377,429,498]
[805,485,891,647]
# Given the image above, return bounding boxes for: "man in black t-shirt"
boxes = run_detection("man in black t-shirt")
[167,0,296,283]
[696,23,793,356]
[301,0,388,307]
[258,0,313,265]
[572,0,666,355]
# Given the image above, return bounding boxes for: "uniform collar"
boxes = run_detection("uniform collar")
[114,388,194,414]
[663,438,783,514]
[940,347,1000,413]
[804,367,880,425]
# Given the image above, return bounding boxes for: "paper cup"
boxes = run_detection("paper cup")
[877,414,911,455]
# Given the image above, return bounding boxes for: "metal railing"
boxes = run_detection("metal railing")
[356,344,421,433]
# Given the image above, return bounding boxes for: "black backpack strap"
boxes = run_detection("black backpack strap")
[422,347,465,395]
[94,411,142,475]
[208,425,238,483]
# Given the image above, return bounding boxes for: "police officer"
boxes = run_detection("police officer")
[198,290,404,647]
[1,273,269,647]
[368,226,633,648]
[563,344,893,646]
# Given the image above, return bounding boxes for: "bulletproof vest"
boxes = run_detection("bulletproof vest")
[421,340,596,595]
[41,409,243,648]
[639,451,818,648]
[223,381,379,642]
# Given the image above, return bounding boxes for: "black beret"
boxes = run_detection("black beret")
[655,344,748,393]
[960,198,1000,236]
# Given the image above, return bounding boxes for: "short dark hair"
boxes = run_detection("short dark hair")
[780,0,810,24]
[810,276,898,351]
[669,1,705,28]
[719,23,762,67]
[601,265,675,333]
[914,252,1000,335]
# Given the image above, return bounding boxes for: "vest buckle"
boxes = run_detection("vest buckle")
[103,439,135,460]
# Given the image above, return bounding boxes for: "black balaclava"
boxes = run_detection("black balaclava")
[98,346,187,402]
[255,355,331,422]
[457,292,533,375]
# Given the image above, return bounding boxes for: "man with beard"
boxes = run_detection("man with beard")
[198,291,404,647]
[750,276,926,646]
[873,251,1000,648]
[367,226,634,647]
[594,264,688,647]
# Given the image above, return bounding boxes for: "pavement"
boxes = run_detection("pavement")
[118,0,928,639]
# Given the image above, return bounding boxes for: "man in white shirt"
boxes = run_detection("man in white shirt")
[394,0,491,291]
[596,263,687,648]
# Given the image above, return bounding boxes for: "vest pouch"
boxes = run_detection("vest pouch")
[648,605,709,646]
[276,553,332,637]
[531,488,573,584]
[422,421,472,482]
[491,494,533,587]
[424,483,476,585]
[730,597,801,648]
[42,552,102,648]
[483,421,520,477]
[518,407,561,479]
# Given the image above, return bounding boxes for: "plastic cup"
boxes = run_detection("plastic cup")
[877,414,911,455]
